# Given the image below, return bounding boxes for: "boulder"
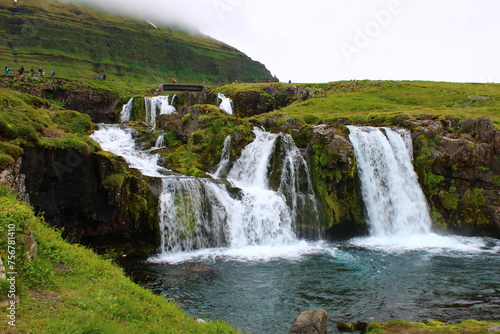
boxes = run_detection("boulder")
[289,309,328,334]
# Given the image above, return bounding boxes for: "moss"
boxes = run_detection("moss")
[439,186,459,210]
[366,319,500,334]
[131,97,146,122]
[181,112,192,124]
[0,153,14,170]
[51,110,96,134]
[128,193,149,222]
[303,114,320,124]
[460,188,489,226]
[310,142,364,229]
[38,134,99,154]
[102,171,128,190]
[494,176,500,186]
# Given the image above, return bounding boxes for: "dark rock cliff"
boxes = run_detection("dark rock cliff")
[18,146,160,254]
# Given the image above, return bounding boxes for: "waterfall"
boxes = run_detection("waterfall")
[120,97,134,123]
[92,125,319,254]
[145,95,176,126]
[159,177,230,252]
[348,126,432,237]
[90,124,166,177]
[277,135,320,238]
[154,134,165,149]
[218,93,233,115]
[211,135,232,178]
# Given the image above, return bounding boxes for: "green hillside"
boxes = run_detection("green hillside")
[0,0,272,84]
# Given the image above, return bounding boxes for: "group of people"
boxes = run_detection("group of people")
[4,65,55,77]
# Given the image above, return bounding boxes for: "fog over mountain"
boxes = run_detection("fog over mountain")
[63,0,500,83]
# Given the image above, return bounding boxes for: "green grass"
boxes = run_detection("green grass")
[0,87,99,169]
[0,186,238,333]
[252,80,500,127]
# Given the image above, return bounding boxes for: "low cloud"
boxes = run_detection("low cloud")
[61,0,500,83]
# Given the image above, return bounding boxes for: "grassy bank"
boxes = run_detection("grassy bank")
[0,186,237,333]
[253,80,500,126]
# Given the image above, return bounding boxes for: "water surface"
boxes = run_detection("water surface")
[122,235,500,334]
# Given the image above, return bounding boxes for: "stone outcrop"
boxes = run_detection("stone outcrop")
[409,117,499,235]
[310,124,366,238]
[0,76,122,123]
[156,105,208,142]
[18,147,160,254]
[289,309,328,334]
[172,90,219,108]
[223,84,324,117]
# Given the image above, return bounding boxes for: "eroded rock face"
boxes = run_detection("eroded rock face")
[411,118,499,236]
[19,147,159,254]
[228,85,324,117]
[156,106,204,142]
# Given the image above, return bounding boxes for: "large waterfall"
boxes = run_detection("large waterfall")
[348,126,432,237]
[92,125,319,255]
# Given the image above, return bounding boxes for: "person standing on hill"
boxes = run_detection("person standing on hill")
[4,66,9,74]
[50,69,55,77]
[18,66,24,75]
[29,68,35,77]
[172,77,176,84]
[38,67,43,77]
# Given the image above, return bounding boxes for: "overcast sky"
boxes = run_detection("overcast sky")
[64,0,500,84]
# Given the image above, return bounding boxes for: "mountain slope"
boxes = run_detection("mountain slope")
[0,0,272,84]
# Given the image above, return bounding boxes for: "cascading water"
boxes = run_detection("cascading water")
[348,126,432,237]
[96,124,500,334]
[145,95,176,126]
[118,96,176,125]
[218,93,233,115]
[211,135,232,178]
[90,124,166,177]
[120,97,134,123]
[153,134,165,149]
[91,124,319,255]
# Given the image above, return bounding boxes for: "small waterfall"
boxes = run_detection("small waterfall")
[154,134,165,149]
[218,93,233,115]
[120,97,134,123]
[91,124,166,177]
[211,135,232,178]
[159,177,230,252]
[348,126,432,237]
[228,129,279,188]
[145,95,176,126]
[277,135,320,238]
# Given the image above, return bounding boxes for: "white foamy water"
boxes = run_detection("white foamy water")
[350,234,500,255]
[150,240,333,264]
[218,93,233,115]
[90,124,167,177]
[348,126,432,237]
[120,97,134,123]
